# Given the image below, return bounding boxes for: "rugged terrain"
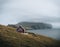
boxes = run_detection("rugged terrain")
[0,25,60,47]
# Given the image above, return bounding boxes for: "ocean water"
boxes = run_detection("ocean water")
[27,29,60,40]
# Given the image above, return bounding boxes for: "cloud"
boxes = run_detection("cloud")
[0,0,60,28]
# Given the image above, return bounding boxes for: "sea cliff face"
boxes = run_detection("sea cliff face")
[8,22,52,30]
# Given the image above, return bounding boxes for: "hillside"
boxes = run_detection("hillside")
[0,25,60,47]
[8,22,52,30]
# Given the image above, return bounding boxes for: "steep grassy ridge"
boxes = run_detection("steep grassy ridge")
[0,25,60,47]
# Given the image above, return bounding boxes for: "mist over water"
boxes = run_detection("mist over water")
[0,0,60,28]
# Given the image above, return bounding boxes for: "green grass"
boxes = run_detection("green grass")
[0,24,60,47]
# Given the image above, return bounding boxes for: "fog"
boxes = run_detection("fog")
[0,0,60,28]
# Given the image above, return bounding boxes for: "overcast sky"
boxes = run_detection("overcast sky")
[0,0,60,28]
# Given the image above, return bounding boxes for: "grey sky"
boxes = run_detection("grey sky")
[0,0,60,28]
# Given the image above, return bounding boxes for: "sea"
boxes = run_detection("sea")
[27,29,60,40]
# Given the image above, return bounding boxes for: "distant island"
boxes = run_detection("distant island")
[8,22,52,30]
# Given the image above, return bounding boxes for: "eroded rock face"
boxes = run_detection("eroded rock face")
[8,22,52,30]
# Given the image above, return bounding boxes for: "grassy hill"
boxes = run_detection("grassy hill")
[0,25,60,47]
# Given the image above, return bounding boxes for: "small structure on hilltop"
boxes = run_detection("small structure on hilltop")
[16,26,25,33]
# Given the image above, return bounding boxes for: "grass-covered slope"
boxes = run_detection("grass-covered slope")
[0,25,60,47]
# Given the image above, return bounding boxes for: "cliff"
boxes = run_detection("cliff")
[8,22,52,30]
